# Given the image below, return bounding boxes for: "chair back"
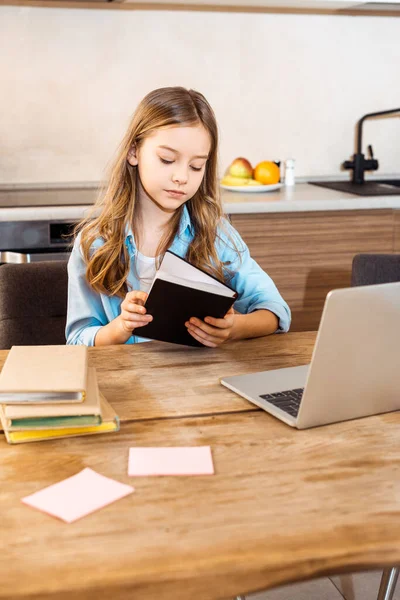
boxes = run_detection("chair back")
[351,254,400,287]
[0,261,68,350]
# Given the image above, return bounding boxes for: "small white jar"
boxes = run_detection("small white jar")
[284,159,295,186]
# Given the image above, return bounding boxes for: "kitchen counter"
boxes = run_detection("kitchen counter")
[1,182,400,222]
[0,185,98,222]
[222,183,400,213]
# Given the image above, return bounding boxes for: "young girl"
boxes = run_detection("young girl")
[66,87,291,347]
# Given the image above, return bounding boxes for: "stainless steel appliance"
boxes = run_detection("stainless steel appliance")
[0,184,97,264]
[0,219,76,264]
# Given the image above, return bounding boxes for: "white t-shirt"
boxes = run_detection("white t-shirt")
[135,250,157,293]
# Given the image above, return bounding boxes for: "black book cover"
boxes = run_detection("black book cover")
[138,278,237,347]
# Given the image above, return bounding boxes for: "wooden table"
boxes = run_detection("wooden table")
[1,332,400,600]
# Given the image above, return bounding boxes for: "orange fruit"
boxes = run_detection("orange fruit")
[253,161,280,185]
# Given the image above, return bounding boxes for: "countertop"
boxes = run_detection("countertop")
[1,181,400,222]
[222,182,400,214]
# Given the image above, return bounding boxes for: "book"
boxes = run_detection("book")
[0,394,119,444]
[138,251,237,347]
[0,345,88,403]
[7,415,102,430]
[3,367,101,425]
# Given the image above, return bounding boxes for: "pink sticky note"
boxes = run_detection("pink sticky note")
[21,468,134,523]
[128,446,214,476]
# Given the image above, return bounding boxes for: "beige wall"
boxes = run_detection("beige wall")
[0,5,399,184]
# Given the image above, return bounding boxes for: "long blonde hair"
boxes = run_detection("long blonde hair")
[76,86,231,298]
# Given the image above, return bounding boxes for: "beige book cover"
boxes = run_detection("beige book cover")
[4,367,101,425]
[0,345,88,403]
[0,394,119,444]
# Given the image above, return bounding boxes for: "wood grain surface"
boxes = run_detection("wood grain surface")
[394,210,400,253]
[0,332,316,423]
[230,209,395,331]
[2,407,400,599]
[1,333,400,600]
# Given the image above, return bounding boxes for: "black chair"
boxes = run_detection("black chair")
[351,253,400,287]
[352,253,400,600]
[0,261,68,350]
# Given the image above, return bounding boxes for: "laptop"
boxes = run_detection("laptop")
[221,282,400,429]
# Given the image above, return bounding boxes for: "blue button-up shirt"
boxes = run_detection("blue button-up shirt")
[66,205,291,346]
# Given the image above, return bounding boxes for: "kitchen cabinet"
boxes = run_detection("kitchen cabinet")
[230,209,398,331]
[394,211,400,252]
[3,0,400,15]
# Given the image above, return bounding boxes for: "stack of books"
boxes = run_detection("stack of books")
[0,345,119,444]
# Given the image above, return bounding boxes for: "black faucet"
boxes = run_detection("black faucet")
[342,108,400,184]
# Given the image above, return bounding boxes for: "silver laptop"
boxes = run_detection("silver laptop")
[221,282,400,429]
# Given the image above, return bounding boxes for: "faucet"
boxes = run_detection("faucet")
[342,108,400,184]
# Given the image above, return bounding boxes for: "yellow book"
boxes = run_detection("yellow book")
[0,345,88,403]
[0,394,119,444]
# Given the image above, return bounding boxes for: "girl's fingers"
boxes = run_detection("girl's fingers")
[125,291,148,309]
[128,303,148,314]
[121,290,152,331]
[204,315,232,328]
[186,322,222,345]
[203,307,235,329]
[122,313,152,326]
[123,319,152,331]
[187,318,230,339]
[130,319,152,328]
[121,300,149,315]
[126,290,148,304]
[187,327,217,348]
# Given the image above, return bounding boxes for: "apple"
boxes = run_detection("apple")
[228,157,253,179]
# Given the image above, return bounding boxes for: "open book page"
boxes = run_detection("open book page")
[158,272,235,298]
[152,251,236,297]
[5,367,101,419]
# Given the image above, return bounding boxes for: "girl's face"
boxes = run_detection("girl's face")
[128,124,211,213]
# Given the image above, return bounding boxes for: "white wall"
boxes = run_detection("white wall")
[0,5,399,184]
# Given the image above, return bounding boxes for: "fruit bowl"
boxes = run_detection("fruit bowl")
[220,182,283,193]
[221,157,282,193]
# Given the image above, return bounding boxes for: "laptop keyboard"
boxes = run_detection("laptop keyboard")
[259,388,304,418]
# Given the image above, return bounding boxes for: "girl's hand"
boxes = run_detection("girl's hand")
[118,290,152,334]
[185,307,235,348]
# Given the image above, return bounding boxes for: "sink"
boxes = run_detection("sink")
[310,179,400,196]
[374,179,400,187]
